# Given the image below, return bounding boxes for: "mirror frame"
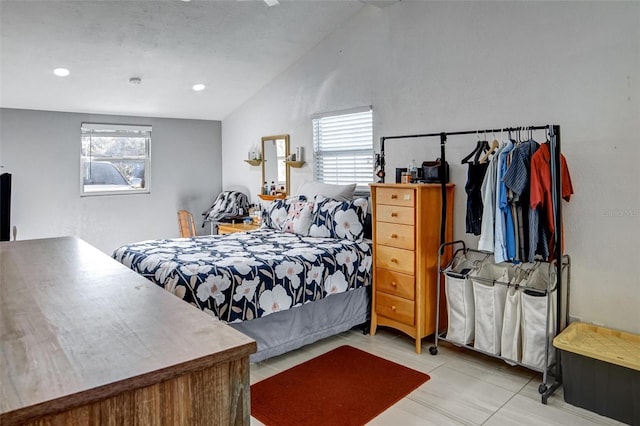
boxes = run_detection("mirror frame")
[261,134,290,196]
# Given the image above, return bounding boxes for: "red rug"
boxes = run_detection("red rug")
[251,345,430,426]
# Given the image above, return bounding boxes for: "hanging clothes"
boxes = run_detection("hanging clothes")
[529,143,574,261]
[503,138,540,261]
[478,143,507,253]
[465,162,489,235]
[495,139,516,263]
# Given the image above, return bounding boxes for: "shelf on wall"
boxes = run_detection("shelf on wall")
[258,193,286,201]
[284,161,305,168]
[244,159,262,166]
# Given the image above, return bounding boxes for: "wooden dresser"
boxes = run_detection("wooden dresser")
[0,237,256,426]
[370,183,454,353]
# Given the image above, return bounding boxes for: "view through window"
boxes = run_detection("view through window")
[81,123,151,196]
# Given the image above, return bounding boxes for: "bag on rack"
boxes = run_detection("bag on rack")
[444,254,478,345]
[520,262,557,370]
[422,159,450,183]
[470,261,513,355]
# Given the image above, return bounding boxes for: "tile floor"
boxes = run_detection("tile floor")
[250,328,626,426]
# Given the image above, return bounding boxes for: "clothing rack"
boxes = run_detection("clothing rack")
[379,124,565,403]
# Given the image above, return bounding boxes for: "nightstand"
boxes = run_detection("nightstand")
[217,222,260,235]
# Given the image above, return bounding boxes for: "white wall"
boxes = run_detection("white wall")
[0,108,222,254]
[222,1,640,333]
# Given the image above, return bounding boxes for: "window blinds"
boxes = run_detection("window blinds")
[312,108,373,192]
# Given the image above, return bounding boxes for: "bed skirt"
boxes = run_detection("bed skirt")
[229,286,370,363]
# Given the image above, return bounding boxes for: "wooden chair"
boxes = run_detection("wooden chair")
[177,210,197,238]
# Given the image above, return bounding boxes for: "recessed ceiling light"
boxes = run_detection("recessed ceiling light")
[192,84,205,91]
[53,68,70,77]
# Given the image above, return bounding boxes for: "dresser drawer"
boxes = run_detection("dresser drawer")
[375,187,415,207]
[376,222,415,250]
[376,268,415,300]
[376,291,415,326]
[375,205,414,225]
[375,245,415,275]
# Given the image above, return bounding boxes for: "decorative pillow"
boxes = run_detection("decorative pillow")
[309,197,369,241]
[262,196,306,231]
[295,180,357,202]
[282,201,314,236]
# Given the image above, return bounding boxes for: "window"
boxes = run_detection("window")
[312,107,373,194]
[81,123,151,196]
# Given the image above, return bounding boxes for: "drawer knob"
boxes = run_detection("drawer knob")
[390,212,398,217]
[390,233,398,238]
[390,257,398,263]
[391,281,397,287]
[391,194,398,199]
[391,305,397,311]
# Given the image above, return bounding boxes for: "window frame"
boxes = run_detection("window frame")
[80,123,151,197]
[312,106,374,195]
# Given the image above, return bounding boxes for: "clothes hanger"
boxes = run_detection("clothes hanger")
[478,136,500,164]
[461,131,490,164]
[461,139,485,164]
[474,130,491,163]
[474,139,490,164]
[478,129,504,164]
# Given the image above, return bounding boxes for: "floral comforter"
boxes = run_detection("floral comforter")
[113,229,372,323]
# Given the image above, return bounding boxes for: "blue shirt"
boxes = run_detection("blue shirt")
[495,140,515,263]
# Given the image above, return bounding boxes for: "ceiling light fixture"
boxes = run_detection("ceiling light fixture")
[129,77,142,85]
[53,68,70,77]
[264,0,280,6]
[192,84,205,91]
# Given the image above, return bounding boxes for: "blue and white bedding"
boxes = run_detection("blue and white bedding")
[113,228,372,324]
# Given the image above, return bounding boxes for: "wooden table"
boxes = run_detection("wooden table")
[0,237,256,426]
[217,222,260,235]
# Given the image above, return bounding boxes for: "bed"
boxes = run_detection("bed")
[113,194,372,362]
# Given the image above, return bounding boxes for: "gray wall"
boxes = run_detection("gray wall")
[0,108,222,253]
[222,2,640,333]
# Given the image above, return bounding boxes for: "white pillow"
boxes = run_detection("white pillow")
[282,201,314,236]
[295,180,357,201]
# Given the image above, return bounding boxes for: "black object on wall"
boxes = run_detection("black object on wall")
[0,173,11,241]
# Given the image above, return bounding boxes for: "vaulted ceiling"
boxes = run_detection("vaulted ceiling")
[0,0,377,121]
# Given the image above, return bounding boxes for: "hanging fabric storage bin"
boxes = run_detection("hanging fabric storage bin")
[501,285,522,364]
[470,262,512,355]
[521,263,557,369]
[443,255,479,345]
[500,267,530,364]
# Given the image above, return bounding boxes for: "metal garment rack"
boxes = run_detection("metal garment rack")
[430,241,571,404]
[379,124,566,403]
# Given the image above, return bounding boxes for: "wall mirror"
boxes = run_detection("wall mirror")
[261,134,290,196]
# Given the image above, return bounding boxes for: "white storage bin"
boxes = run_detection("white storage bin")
[500,268,529,364]
[521,263,557,369]
[501,286,522,363]
[444,257,477,345]
[470,263,512,355]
